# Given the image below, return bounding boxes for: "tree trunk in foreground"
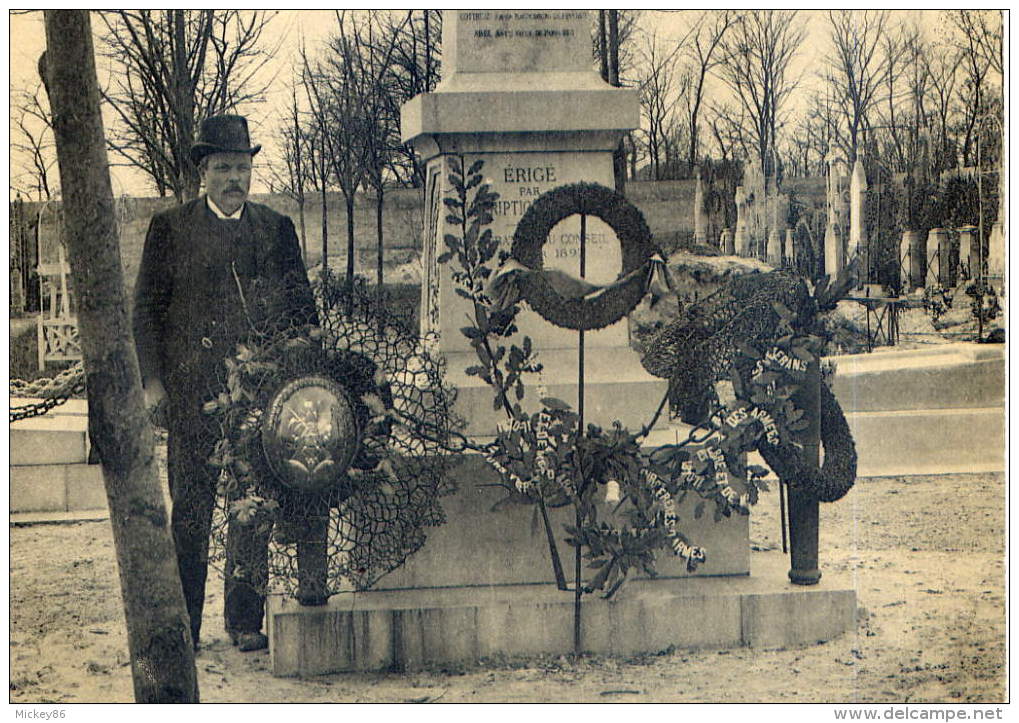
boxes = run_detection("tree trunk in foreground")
[42,9,199,703]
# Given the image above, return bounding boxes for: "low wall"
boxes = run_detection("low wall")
[18,178,831,303]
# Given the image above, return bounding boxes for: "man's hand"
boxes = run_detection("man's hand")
[143,379,168,428]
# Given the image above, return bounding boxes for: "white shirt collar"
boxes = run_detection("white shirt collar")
[206,195,244,220]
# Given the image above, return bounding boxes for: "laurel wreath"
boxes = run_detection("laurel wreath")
[511,182,657,330]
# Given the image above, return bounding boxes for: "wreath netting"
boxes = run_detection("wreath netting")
[203,275,464,596]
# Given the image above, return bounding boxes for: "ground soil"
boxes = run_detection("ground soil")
[9,472,1005,704]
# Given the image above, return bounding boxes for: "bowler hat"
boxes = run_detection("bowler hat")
[190,114,262,165]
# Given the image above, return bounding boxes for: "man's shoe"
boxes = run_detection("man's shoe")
[229,631,268,652]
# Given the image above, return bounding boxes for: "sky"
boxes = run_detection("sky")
[6,9,958,200]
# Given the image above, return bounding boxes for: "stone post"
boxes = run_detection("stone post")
[988,160,1005,280]
[824,222,842,277]
[767,229,783,267]
[905,230,926,292]
[693,167,706,245]
[958,225,977,279]
[721,228,735,255]
[939,230,959,288]
[767,193,788,267]
[926,228,947,288]
[848,157,868,263]
[734,186,749,256]
[987,223,1005,280]
[788,361,822,586]
[898,230,911,292]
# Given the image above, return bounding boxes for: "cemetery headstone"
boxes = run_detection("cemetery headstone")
[926,228,947,288]
[848,157,868,263]
[958,225,978,279]
[693,167,706,245]
[721,228,735,256]
[734,186,749,256]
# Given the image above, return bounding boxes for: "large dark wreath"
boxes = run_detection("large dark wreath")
[637,269,857,503]
[757,382,857,502]
[204,277,464,596]
[511,182,657,331]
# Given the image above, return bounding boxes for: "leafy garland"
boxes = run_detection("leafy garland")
[441,156,830,598]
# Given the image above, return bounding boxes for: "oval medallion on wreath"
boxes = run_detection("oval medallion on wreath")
[203,277,464,597]
[511,182,656,331]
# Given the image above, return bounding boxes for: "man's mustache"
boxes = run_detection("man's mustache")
[224,185,245,193]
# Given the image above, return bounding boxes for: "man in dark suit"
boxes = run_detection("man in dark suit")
[133,115,316,652]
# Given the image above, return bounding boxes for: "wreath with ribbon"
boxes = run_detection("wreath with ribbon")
[509,182,659,331]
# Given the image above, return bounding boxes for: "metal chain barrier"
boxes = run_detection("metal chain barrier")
[9,361,86,423]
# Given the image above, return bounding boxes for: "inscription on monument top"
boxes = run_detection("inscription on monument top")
[449,10,592,75]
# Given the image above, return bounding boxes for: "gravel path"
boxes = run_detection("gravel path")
[9,473,1005,703]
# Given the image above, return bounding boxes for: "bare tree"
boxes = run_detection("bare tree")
[683,10,738,166]
[10,84,57,200]
[355,11,414,299]
[717,10,806,176]
[799,88,840,177]
[298,57,333,269]
[97,10,279,200]
[372,9,442,188]
[923,40,960,174]
[303,12,373,295]
[824,10,903,163]
[948,10,1002,165]
[636,30,682,180]
[268,81,312,260]
[40,9,198,702]
[594,10,642,84]
[873,23,920,173]
[706,99,751,163]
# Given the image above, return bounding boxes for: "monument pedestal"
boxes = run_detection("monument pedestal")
[268,552,857,676]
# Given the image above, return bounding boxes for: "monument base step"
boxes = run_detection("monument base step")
[267,552,857,677]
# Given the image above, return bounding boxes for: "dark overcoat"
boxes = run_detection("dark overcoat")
[133,197,316,411]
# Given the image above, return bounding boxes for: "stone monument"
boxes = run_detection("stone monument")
[721,228,735,256]
[266,11,856,676]
[744,158,767,256]
[900,230,925,292]
[986,170,1005,281]
[825,156,849,276]
[402,9,661,433]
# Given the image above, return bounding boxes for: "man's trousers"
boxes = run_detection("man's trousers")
[167,409,271,645]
